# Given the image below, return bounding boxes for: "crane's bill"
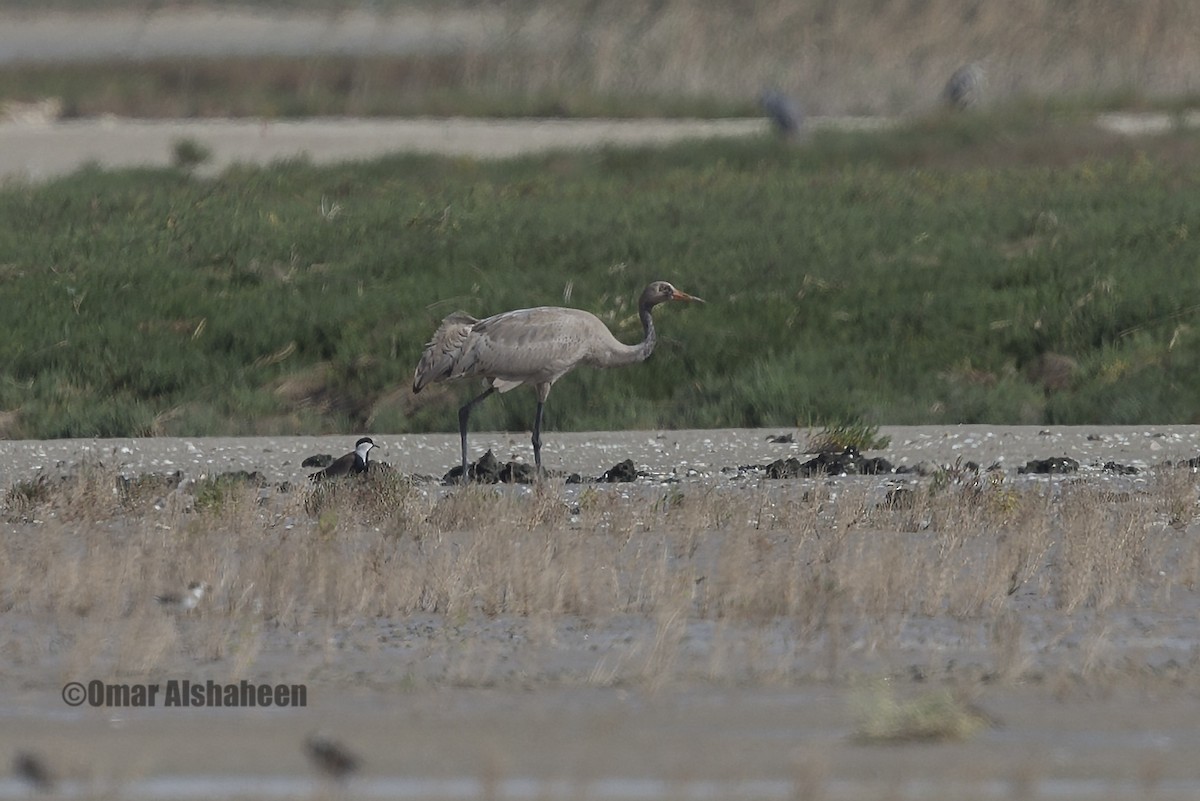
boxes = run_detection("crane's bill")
[671,289,705,303]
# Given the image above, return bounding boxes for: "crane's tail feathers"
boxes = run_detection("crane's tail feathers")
[491,378,522,393]
[413,311,478,393]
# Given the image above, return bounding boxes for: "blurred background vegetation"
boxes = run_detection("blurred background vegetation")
[2,0,1199,119]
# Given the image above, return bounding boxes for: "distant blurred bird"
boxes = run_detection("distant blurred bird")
[759,89,805,137]
[12,751,53,793]
[155,581,210,612]
[943,63,985,110]
[308,437,376,481]
[305,734,359,782]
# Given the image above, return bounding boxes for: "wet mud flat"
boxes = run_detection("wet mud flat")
[4,427,1200,800]
[5,684,1200,801]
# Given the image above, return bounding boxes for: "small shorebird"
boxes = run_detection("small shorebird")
[304,734,359,782]
[12,751,53,792]
[154,581,210,612]
[309,437,376,481]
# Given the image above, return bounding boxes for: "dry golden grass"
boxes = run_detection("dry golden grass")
[2,462,1198,689]
[422,0,1200,115]
[276,0,1200,116]
[7,0,1200,119]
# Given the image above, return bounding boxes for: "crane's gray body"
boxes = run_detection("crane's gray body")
[412,281,701,479]
[415,306,640,397]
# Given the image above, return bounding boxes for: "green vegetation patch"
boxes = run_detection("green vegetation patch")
[852,684,992,744]
[3,113,1200,437]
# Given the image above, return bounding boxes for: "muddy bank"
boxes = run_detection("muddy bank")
[3,426,1198,489]
[0,117,774,182]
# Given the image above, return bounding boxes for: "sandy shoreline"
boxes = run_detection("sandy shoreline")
[0,116,777,182]
[1,425,1197,488]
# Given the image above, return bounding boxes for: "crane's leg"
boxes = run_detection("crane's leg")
[531,383,551,478]
[531,400,545,472]
[458,387,495,482]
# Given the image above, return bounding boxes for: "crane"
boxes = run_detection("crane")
[413,281,703,480]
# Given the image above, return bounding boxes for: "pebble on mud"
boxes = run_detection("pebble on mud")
[763,446,895,479]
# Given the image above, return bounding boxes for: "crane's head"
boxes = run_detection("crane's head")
[643,281,705,308]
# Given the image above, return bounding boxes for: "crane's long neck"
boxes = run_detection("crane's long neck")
[595,301,658,368]
[636,302,658,362]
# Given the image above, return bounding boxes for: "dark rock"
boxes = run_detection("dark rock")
[442,450,542,484]
[499,461,536,484]
[443,449,499,484]
[600,459,638,483]
[1017,457,1079,475]
[764,457,803,479]
[473,449,501,481]
[860,456,895,475]
[1102,461,1138,475]
[763,446,893,479]
[302,454,334,468]
[802,447,890,477]
[797,450,849,476]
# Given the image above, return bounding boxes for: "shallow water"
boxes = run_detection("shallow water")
[4,774,1200,801]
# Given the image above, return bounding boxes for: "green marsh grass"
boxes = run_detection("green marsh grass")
[4,114,1200,436]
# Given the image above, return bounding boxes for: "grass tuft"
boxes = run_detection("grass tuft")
[170,138,213,171]
[852,684,991,744]
[807,422,891,453]
[5,474,57,514]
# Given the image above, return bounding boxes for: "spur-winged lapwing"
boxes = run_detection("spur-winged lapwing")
[309,437,376,481]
